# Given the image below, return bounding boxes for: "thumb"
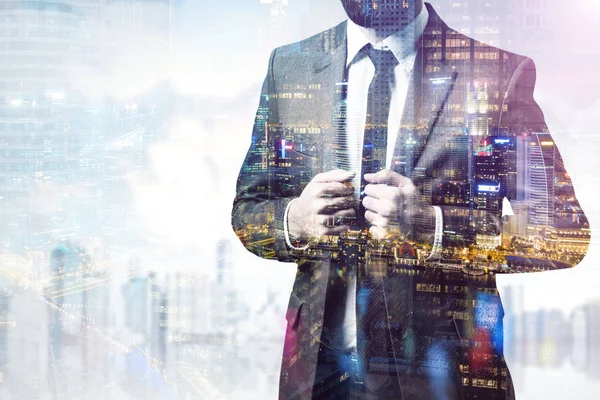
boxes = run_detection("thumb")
[364,169,404,186]
[315,169,356,183]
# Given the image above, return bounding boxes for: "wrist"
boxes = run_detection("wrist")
[412,204,436,244]
[287,199,306,241]
[284,198,311,250]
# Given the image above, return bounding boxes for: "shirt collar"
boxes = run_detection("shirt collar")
[346,6,429,69]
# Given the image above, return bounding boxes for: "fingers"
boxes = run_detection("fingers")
[362,195,397,218]
[364,183,397,200]
[316,209,356,226]
[363,169,399,185]
[365,210,387,227]
[309,214,353,237]
[317,210,355,226]
[318,182,355,197]
[314,170,356,183]
[364,169,411,188]
[316,196,354,214]
[333,208,356,218]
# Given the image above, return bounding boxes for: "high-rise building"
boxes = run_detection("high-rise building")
[0,1,104,249]
[515,135,528,201]
[330,83,351,172]
[148,272,168,363]
[259,0,292,52]
[490,137,517,200]
[243,93,270,181]
[122,273,152,337]
[572,300,600,379]
[0,0,172,251]
[0,276,13,369]
[508,0,550,53]
[466,82,489,209]
[526,133,555,227]
[213,240,237,335]
[502,200,528,243]
[466,82,489,137]
[433,0,509,47]
[100,0,172,245]
[216,240,232,286]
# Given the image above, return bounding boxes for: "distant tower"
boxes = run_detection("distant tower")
[466,82,490,237]
[216,240,233,287]
[213,240,237,336]
[474,137,503,238]
[329,83,350,172]
[526,134,556,227]
[259,0,292,51]
[436,0,508,46]
[0,283,11,368]
[466,82,490,138]
[509,0,550,55]
[0,1,104,249]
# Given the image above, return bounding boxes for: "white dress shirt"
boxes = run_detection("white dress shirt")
[344,7,429,196]
[283,7,442,352]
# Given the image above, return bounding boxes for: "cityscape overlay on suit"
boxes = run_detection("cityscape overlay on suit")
[232,2,591,399]
[0,0,595,399]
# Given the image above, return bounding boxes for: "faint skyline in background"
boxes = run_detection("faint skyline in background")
[0,1,598,399]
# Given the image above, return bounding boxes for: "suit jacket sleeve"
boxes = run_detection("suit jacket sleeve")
[439,57,590,268]
[231,49,297,263]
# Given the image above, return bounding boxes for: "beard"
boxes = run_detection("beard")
[339,0,417,28]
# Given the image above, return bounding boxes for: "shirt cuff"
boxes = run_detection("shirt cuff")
[427,205,443,261]
[283,198,311,251]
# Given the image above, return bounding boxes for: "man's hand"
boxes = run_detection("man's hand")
[288,170,356,242]
[362,169,417,240]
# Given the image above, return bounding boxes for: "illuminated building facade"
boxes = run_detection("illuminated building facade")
[433,0,509,47]
[329,83,351,172]
[525,133,555,227]
[233,3,591,398]
[0,1,102,249]
[509,0,551,51]
[242,94,270,186]
[0,0,172,251]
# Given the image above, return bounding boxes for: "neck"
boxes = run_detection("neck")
[357,1,424,43]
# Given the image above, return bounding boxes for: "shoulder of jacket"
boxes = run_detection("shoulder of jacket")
[272,21,347,59]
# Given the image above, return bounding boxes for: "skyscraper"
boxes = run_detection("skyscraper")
[526,133,555,227]
[0,0,173,252]
[433,0,509,47]
[508,0,550,54]
[0,1,104,249]
[213,240,237,336]
[329,83,351,172]
[259,0,292,52]
[466,82,489,137]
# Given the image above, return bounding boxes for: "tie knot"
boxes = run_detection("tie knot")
[362,44,398,74]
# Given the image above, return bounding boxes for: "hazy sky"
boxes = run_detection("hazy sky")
[161,0,600,311]
[57,2,600,398]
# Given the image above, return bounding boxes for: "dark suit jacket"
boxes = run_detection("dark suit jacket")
[232,3,590,399]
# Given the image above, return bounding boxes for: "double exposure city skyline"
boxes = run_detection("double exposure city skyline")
[0,0,598,399]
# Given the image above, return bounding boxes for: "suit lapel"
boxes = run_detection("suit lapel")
[281,26,350,395]
[314,13,459,179]
[312,22,348,173]
[413,70,458,174]
[392,5,460,178]
[312,20,348,74]
[386,4,459,345]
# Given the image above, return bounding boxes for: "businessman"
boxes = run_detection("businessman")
[232,1,590,399]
